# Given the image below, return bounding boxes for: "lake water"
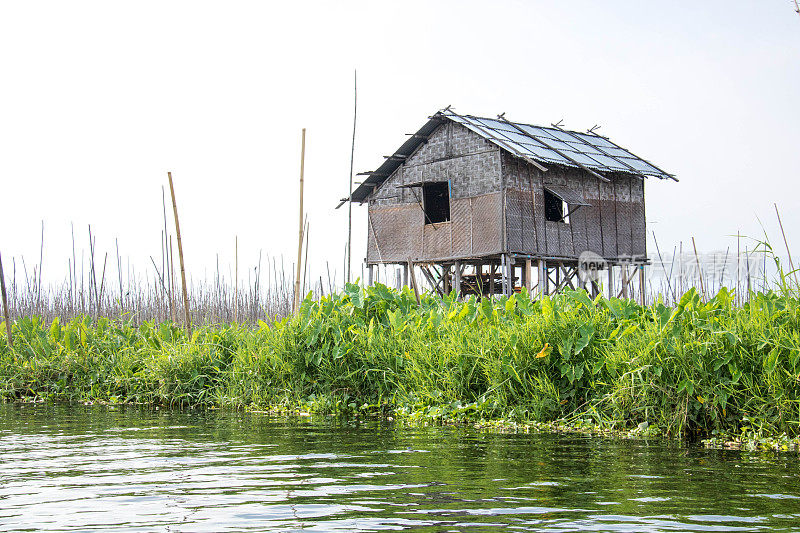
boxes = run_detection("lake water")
[1,404,799,532]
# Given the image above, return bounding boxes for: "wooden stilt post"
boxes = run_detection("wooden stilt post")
[621,264,629,299]
[454,260,462,298]
[639,264,646,305]
[555,262,561,291]
[292,128,306,315]
[0,252,12,348]
[167,171,191,337]
[500,255,507,296]
[407,260,420,304]
[367,264,374,286]
[508,257,515,296]
[489,262,496,296]
[524,259,532,294]
[608,264,614,299]
[402,263,409,288]
[538,260,547,296]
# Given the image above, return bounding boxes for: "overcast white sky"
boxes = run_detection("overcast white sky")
[1,1,799,288]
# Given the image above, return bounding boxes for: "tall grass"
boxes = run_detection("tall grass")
[2,283,799,439]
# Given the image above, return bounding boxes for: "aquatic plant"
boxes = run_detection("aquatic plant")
[1,284,799,440]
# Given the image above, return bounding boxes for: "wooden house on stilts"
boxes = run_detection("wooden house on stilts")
[342,108,675,300]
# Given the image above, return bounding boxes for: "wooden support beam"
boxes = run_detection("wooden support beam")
[454,260,462,298]
[367,264,374,287]
[608,265,614,299]
[539,260,547,296]
[408,261,420,303]
[524,259,532,294]
[639,265,646,306]
[621,264,629,299]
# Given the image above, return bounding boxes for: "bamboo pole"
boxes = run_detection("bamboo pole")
[37,221,44,316]
[0,252,12,348]
[346,70,357,284]
[167,171,192,336]
[692,236,706,300]
[234,235,238,324]
[774,203,798,289]
[407,260,420,304]
[302,219,310,297]
[169,236,177,322]
[293,128,306,314]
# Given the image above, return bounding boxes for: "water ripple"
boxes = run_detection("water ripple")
[1,404,799,532]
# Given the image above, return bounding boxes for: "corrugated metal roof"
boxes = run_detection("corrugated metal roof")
[343,108,674,204]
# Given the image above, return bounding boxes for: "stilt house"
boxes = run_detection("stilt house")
[344,108,675,299]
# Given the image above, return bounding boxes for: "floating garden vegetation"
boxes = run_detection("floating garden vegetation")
[1,284,799,445]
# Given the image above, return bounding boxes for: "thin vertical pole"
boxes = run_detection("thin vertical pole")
[692,236,705,300]
[0,253,12,348]
[169,237,177,323]
[524,259,532,294]
[500,255,507,296]
[293,129,306,314]
[408,260,420,303]
[454,260,462,297]
[639,265,646,305]
[302,220,310,297]
[234,235,239,324]
[608,264,614,299]
[167,171,191,337]
[775,203,798,288]
[621,264,629,299]
[538,260,546,296]
[346,70,357,284]
[736,231,741,305]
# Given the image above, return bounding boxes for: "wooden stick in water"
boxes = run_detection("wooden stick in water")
[302,220,310,298]
[692,236,706,300]
[0,252,12,348]
[234,235,238,324]
[168,171,192,336]
[97,252,108,318]
[346,70,357,284]
[293,128,306,314]
[169,236,177,323]
[774,203,799,289]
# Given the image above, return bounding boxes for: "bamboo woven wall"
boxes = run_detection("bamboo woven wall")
[366,123,647,264]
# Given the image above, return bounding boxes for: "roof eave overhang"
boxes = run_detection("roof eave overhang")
[344,114,447,205]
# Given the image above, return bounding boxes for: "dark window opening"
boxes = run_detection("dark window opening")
[423,182,450,224]
[544,189,568,223]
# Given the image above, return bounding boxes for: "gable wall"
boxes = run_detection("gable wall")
[367,121,504,262]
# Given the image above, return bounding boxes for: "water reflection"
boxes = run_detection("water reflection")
[0,404,798,532]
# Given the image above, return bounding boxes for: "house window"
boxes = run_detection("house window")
[544,189,568,223]
[423,182,450,224]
